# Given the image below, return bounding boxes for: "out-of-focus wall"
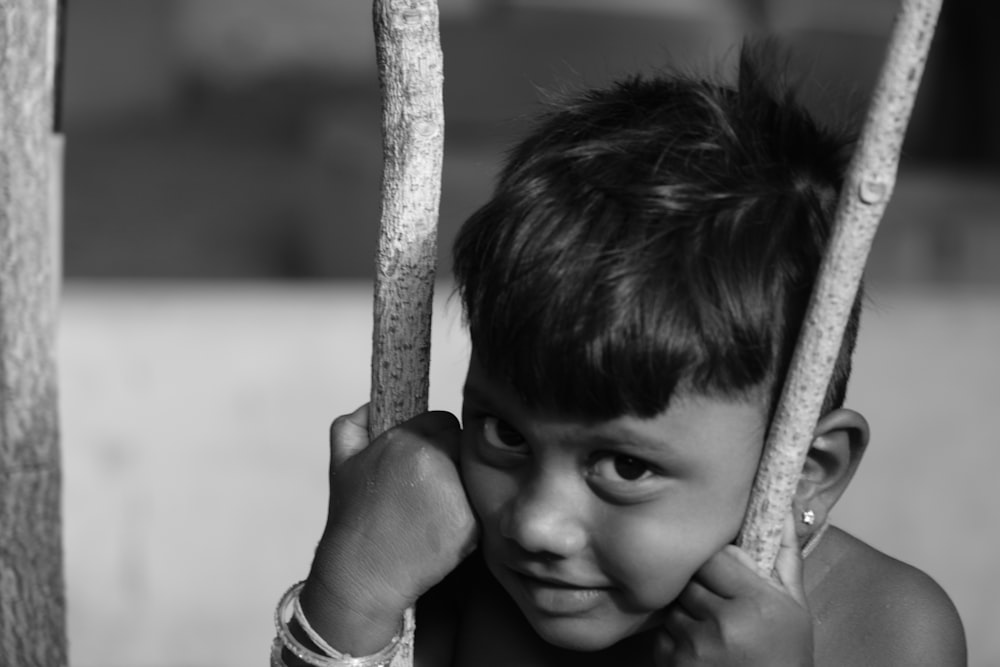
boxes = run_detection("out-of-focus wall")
[174,0,484,83]
[175,1,375,81]
[63,1,752,280]
[63,0,484,128]
[63,0,177,125]
[60,285,469,666]
[516,0,897,32]
[63,0,924,282]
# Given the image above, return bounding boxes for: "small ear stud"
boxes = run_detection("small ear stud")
[801,509,816,526]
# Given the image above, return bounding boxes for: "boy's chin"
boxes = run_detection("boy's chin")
[522,608,656,653]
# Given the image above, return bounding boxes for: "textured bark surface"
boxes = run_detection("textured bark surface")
[0,1,67,664]
[369,0,444,441]
[738,0,943,572]
[369,3,444,663]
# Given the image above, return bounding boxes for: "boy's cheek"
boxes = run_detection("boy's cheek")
[458,455,505,522]
[600,521,734,610]
[611,556,697,612]
[457,434,486,501]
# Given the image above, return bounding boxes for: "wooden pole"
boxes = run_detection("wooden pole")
[370,1,443,662]
[369,0,444,441]
[738,0,944,572]
[0,0,68,664]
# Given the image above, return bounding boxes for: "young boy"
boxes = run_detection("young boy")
[278,49,966,666]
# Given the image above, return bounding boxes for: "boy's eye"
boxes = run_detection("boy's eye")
[482,416,527,450]
[592,454,654,483]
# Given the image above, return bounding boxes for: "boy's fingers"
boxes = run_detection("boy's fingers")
[398,410,463,459]
[774,511,808,608]
[695,516,810,606]
[330,407,462,469]
[676,579,724,620]
[693,545,765,599]
[402,410,461,440]
[660,605,697,654]
[654,630,677,663]
[329,404,371,467]
[726,541,764,574]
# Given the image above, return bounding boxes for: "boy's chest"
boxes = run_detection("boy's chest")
[451,587,552,667]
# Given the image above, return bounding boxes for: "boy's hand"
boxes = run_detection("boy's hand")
[655,514,813,666]
[300,405,478,655]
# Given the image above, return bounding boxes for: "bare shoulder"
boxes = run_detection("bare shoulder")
[808,526,966,667]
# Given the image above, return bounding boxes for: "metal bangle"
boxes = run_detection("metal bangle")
[273,581,413,667]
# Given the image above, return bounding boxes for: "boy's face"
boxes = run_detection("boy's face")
[459,357,767,651]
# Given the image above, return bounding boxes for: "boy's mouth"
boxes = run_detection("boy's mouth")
[505,566,610,615]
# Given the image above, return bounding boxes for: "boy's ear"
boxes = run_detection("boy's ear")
[793,408,869,539]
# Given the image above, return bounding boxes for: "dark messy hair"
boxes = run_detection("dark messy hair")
[453,47,862,420]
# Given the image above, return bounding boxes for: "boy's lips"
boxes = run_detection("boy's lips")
[506,564,607,589]
[504,565,611,615]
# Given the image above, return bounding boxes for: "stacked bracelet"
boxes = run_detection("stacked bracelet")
[272,581,414,667]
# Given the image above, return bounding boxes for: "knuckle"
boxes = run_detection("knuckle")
[376,431,448,479]
[329,415,347,435]
[753,596,782,625]
[714,609,741,645]
[329,414,357,441]
[683,634,714,662]
[719,607,759,652]
[424,410,461,431]
[378,426,406,448]
[409,441,447,476]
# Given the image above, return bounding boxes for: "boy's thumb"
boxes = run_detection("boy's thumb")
[329,403,371,467]
[774,511,809,608]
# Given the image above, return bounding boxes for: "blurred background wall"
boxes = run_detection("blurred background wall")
[56,0,999,665]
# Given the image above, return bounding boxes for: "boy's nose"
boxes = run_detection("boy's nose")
[499,477,587,558]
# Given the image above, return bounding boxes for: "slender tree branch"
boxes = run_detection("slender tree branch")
[738,0,944,572]
[370,0,445,442]
[0,1,67,663]
[369,2,444,662]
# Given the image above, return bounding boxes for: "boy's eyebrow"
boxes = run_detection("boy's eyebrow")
[463,381,677,453]
[587,424,677,454]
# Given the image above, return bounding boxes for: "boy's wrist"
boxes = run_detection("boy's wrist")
[299,568,409,657]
